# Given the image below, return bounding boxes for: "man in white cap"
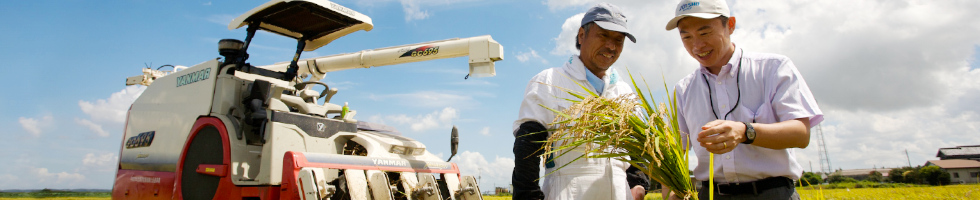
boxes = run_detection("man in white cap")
[663,0,823,199]
[512,2,649,200]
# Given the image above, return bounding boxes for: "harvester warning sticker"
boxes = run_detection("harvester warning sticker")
[176,68,211,87]
[399,45,440,58]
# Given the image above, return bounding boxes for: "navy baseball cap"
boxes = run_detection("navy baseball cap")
[581,2,636,43]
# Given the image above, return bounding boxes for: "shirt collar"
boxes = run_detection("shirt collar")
[564,55,619,84]
[699,45,742,78]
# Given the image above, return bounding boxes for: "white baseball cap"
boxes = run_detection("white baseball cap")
[665,0,730,30]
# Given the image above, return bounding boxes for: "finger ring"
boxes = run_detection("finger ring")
[723,142,728,149]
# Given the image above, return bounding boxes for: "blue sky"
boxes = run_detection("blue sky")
[3,0,980,190]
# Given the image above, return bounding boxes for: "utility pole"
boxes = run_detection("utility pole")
[905,149,912,168]
[809,161,814,173]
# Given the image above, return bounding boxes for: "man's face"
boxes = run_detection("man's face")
[677,17,735,69]
[578,23,626,74]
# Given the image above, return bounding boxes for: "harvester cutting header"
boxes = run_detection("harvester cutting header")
[114,0,503,199]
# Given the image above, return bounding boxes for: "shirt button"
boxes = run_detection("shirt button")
[717,81,722,84]
[722,105,727,109]
[726,155,731,159]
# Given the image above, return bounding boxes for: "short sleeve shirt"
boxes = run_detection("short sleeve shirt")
[673,46,823,183]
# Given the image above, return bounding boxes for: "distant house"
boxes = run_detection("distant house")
[494,187,510,195]
[925,159,980,184]
[833,168,893,181]
[936,145,980,161]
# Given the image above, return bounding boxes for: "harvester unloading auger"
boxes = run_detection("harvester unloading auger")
[114,1,503,200]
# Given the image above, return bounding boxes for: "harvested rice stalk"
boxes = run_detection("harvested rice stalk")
[539,70,698,200]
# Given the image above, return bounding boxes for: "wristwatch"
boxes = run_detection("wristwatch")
[742,122,756,144]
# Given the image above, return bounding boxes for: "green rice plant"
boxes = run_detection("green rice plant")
[537,70,698,200]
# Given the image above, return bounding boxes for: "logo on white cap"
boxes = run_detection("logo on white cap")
[678,2,700,12]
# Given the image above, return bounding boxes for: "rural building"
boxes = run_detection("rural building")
[494,187,510,195]
[925,159,980,184]
[936,145,980,161]
[833,168,893,181]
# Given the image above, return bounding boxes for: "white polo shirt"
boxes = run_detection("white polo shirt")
[674,45,824,183]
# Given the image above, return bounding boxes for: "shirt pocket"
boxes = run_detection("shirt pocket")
[751,101,778,124]
[736,101,777,124]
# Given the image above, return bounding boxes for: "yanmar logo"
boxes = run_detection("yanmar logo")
[372,159,409,167]
[176,68,211,87]
[679,2,700,12]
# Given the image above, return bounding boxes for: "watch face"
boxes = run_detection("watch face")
[747,130,756,139]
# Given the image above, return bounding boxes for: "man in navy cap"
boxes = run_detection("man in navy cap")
[512,3,649,200]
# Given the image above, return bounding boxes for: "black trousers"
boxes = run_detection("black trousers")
[697,184,800,200]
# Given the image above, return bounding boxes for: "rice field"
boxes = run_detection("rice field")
[638,184,980,200]
[3,185,977,200]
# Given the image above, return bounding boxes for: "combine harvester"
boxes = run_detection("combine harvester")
[113,0,503,199]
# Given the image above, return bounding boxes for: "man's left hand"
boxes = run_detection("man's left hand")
[697,120,746,154]
[631,185,645,200]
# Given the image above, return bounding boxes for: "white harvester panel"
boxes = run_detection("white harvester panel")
[366,170,393,200]
[400,172,419,198]
[345,169,370,200]
[298,168,334,200]
[443,173,461,200]
[415,174,443,200]
[458,176,483,200]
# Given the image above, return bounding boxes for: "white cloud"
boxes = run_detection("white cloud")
[82,153,118,173]
[203,1,212,6]
[33,167,85,184]
[75,85,145,137]
[454,151,514,188]
[384,107,459,132]
[551,13,585,56]
[206,14,235,26]
[75,118,109,137]
[79,85,145,124]
[545,0,980,172]
[370,91,476,109]
[400,0,430,21]
[356,0,483,22]
[18,115,52,137]
[480,127,490,136]
[515,48,549,64]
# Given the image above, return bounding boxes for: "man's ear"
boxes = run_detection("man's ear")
[727,16,737,34]
[577,27,586,46]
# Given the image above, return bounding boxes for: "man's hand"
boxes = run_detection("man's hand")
[663,191,684,200]
[631,185,645,200]
[697,120,746,154]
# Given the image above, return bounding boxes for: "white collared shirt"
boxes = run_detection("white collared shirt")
[514,56,632,132]
[674,46,824,183]
[513,56,635,200]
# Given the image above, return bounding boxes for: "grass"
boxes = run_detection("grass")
[639,184,980,200]
[0,190,109,199]
[4,185,976,199]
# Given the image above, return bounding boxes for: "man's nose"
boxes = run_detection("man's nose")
[605,39,620,51]
[692,37,706,51]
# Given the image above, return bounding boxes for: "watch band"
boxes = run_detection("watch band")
[742,121,755,144]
